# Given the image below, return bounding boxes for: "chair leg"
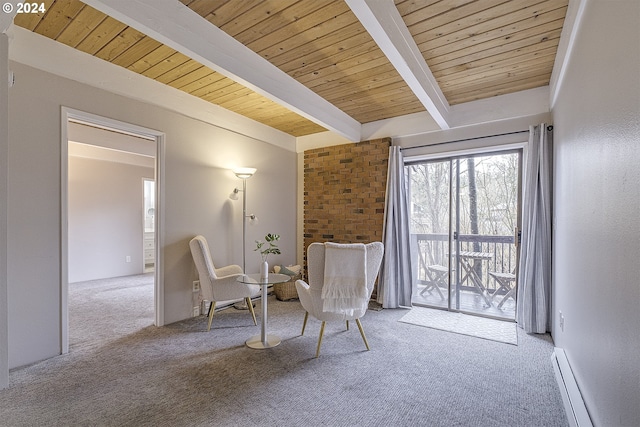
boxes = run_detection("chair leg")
[355,318,370,351]
[301,312,309,336]
[346,320,349,331]
[315,321,326,358]
[246,297,257,326]
[206,301,217,332]
[497,288,516,309]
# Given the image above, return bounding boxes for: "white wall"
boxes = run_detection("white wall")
[393,112,551,153]
[393,114,551,163]
[7,62,296,368]
[551,1,640,426]
[68,156,154,282]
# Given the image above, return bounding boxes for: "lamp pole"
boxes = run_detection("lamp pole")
[231,167,257,310]
[241,177,247,272]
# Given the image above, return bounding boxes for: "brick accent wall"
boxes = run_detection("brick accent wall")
[303,138,391,254]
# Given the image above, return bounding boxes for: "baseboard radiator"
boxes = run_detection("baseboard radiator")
[552,348,593,427]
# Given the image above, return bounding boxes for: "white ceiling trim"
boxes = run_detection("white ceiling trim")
[550,0,589,108]
[8,25,297,152]
[346,0,451,129]
[83,0,362,142]
[450,86,550,128]
[296,111,442,153]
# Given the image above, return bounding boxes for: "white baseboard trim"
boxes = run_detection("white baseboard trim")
[552,348,593,427]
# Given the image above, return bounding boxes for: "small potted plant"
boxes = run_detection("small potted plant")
[255,233,281,279]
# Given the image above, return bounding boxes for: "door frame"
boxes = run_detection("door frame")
[60,107,166,354]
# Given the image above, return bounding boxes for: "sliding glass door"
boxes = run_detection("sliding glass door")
[407,150,521,320]
[408,159,452,309]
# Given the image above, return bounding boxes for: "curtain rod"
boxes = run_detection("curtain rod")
[400,129,531,151]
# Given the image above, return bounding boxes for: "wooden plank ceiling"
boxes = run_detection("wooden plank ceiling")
[14,0,568,137]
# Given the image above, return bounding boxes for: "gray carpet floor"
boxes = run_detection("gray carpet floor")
[0,274,568,427]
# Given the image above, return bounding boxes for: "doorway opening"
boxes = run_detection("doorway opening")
[407,149,522,321]
[61,108,165,353]
[143,179,155,273]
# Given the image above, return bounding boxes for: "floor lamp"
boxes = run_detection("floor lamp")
[230,167,257,308]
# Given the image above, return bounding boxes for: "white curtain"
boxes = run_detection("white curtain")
[377,146,413,308]
[516,124,553,333]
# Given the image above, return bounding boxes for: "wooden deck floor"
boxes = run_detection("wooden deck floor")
[412,284,516,321]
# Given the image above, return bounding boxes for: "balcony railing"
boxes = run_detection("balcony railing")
[413,233,517,294]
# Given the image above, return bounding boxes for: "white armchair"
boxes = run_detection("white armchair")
[295,242,384,357]
[189,235,259,331]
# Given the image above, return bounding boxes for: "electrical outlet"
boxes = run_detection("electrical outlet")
[559,311,565,331]
[192,280,200,292]
[192,306,200,317]
[125,255,131,263]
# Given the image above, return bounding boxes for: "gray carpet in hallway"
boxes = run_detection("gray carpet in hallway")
[0,274,568,426]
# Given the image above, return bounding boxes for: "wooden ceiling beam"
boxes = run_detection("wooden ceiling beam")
[346,0,450,129]
[83,0,362,142]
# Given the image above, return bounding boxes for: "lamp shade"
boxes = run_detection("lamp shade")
[233,167,257,179]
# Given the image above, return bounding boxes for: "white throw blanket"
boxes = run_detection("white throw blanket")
[321,242,368,316]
